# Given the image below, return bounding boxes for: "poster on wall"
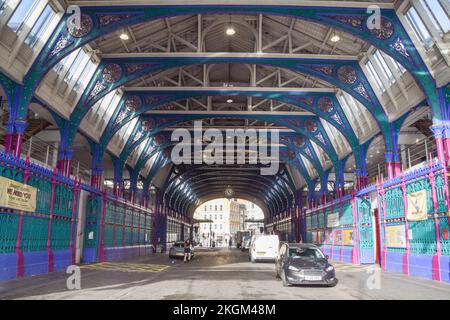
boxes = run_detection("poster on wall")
[327,212,339,228]
[406,190,428,221]
[343,230,354,245]
[386,225,407,248]
[325,230,333,244]
[334,230,343,245]
[317,231,324,245]
[311,232,317,244]
[0,176,36,212]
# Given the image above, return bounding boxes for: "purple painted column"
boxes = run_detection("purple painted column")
[46,169,58,272]
[429,160,442,281]
[400,173,410,275]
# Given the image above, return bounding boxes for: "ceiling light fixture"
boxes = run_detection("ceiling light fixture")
[330,34,340,43]
[120,33,129,41]
[227,99,233,103]
[226,26,236,36]
[226,15,235,36]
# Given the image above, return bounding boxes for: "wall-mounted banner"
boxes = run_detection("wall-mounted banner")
[386,225,406,248]
[327,212,339,228]
[0,176,36,212]
[343,230,354,246]
[406,190,428,221]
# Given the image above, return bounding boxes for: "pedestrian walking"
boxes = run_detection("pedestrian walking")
[184,239,192,263]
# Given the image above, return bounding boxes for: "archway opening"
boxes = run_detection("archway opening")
[192,198,264,248]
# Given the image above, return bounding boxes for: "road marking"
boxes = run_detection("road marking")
[332,262,379,273]
[80,262,170,273]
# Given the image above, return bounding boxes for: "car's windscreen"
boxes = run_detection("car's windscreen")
[288,248,325,259]
[174,243,184,247]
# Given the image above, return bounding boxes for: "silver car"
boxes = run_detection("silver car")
[169,241,195,259]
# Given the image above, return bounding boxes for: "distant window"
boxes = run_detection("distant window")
[24,4,55,48]
[373,51,395,84]
[0,0,6,15]
[420,0,450,35]
[405,6,434,49]
[385,54,406,74]
[204,205,207,211]
[7,0,38,32]
[215,205,217,211]
[220,205,223,211]
[365,60,386,92]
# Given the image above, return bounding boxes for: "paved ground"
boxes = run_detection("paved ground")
[1,248,449,300]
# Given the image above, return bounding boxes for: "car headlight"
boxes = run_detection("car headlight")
[288,265,300,271]
[325,265,334,272]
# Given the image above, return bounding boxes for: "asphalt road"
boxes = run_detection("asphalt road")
[1,248,449,300]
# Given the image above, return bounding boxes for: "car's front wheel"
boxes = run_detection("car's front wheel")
[326,279,338,287]
[281,270,291,287]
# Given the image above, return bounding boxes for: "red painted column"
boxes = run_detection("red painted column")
[394,162,402,176]
[429,160,442,281]
[14,133,23,158]
[4,133,13,154]
[386,162,394,179]
[435,137,445,164]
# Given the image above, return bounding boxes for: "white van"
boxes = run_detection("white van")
[249,234,280,262]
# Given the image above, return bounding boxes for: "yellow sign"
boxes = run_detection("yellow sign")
[406,190,428,221]
[386,225,406,248]
[343,230,354,245]
[0,176,37,212]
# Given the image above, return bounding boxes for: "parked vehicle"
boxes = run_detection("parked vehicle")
[249,234,279,262]
[169,241,195,259]
[236,230,251,248]
[275,243,338,287]
[241,236,252,251]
